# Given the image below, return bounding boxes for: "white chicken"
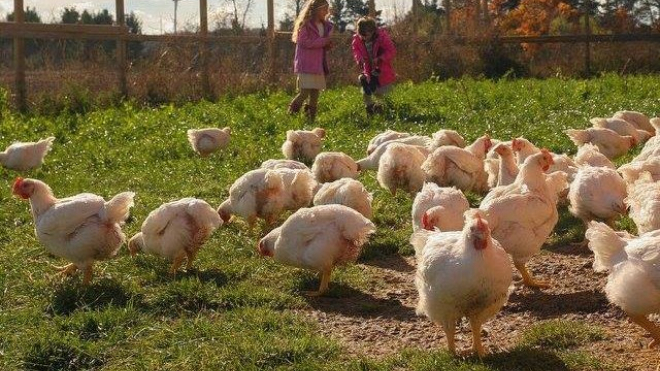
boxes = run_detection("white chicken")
[586,221,660,348]
[356,136,431,170]
[313,178,373,219]
[486,142,519,188]
[0,137,55,171]
[511,137,578,179]
[568,165,627,232]
[591,117,651,144]
[428,129,467,150]
[281,127,326,163]
[613,110,656,135]
[273,168,318,211]
[366,129,410,154]
[187,127,231,157]
[619,157,660,184]
[377,143,427,196]
[217,168,285,227]
[12,177,134,285]
[574,143,615,169]
[422,135,492,193]
[411,183,469,232]
[565,128,636,160]
[479,150,558,287]
[261,159,309,170]
[257,204,376,296]
[128,198,222,273]
[412,212,512,357]
[624,172,660,234]
[311,152,359,183]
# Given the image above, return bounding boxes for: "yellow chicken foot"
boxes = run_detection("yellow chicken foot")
[469,318,486,358]
[514,262,551,288]
[52,263,78,276]
[303,268,331,297]
[628,314,660,349]
[442,321,457,356]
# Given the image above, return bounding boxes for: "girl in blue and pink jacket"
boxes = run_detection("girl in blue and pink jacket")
[288,0,334,123]
[351,17,396,115]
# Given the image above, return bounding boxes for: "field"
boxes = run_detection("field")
[0,74,659,370]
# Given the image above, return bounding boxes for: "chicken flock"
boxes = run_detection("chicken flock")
[5,109,660,357]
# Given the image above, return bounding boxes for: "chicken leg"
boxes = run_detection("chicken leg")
[469,318,486,357]
[628,314,660,348]
[169,254,185,275]
[514,261,550,288]
[441,320,457,356]
[82,265,93,285]
[304,268,331,297]
[185,249,199,270]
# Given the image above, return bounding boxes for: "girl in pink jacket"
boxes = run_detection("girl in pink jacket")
[288,0,333,123]
[351,17,396,115]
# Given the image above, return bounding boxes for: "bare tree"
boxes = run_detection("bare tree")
[226,0,254,34]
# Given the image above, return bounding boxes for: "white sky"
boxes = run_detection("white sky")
[2,0,412,34]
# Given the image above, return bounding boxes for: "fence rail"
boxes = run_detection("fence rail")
[3,0,660,111]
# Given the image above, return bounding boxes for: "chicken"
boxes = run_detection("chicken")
[356,136,431,170]
[313,178,373,219]
[261,159,309,170]
[632,119,660,163]
[273,168,318,211]
[586,221,660,348]
[511,137,578,180]
[574,143,615,169]
[591,117,651,144]
[565,128,636,160]
[217,169,285,227]
[12,177,134,285]
[568,165,627,245]
[128,198,222,273]
[486,142,519,188]
[412,212,512,357]
[479,150,558,288]
[377,143,427,196]
[428,129,467,150]
[311,152,359,183]
[257,204,376,296]
[613,110,656,135]
[187,127,231,157]
[412,183,469,232]
[0,137,55,171]
[619,157,660,184]
[366,129,410,154]
[281,127,326,163]
[624,172,660,234]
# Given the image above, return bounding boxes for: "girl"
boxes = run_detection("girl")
[351,16,396,115]
[288,0,334,123]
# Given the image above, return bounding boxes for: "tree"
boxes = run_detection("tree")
[6,6,41,22]
[226,0,254,34]
[60,7,80,23]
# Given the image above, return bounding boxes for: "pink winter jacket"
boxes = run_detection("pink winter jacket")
[294,20,334,75]
[351,28,396,86]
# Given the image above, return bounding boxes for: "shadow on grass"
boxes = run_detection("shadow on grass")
[506,289,609,319]
[47,278,138,316]
[302,281,417,321]
[482,346,572,371]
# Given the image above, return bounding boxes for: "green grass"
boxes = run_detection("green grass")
[1,73,657,369]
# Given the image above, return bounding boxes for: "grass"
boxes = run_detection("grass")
[1,73,658,369]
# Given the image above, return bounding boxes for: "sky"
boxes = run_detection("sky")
[1,0,413,34]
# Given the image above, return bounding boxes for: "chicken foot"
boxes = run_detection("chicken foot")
[441,320,457,356]
[82,265,94,286]
[469,318,486,357]
[51,263,78,277]
[304,268,331,297]
[169,255,185,275]
[628,314,660,348]
[514,261,550,288]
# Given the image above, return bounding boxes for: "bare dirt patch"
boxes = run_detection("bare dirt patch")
[297,244,660,370]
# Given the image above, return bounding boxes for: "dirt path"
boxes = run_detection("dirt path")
[298,245,660,370]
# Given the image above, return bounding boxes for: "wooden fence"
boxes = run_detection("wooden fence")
[2,0,660,111]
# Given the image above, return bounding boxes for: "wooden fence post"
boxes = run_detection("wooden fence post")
[13,0,26,111]
[116,0,128,98]
[267,0,276,84]
[444,0,452,34]
[200,0,211,99]
[584,2,591,76]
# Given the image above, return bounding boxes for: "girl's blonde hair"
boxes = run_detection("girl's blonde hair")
[291,0,329,42]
